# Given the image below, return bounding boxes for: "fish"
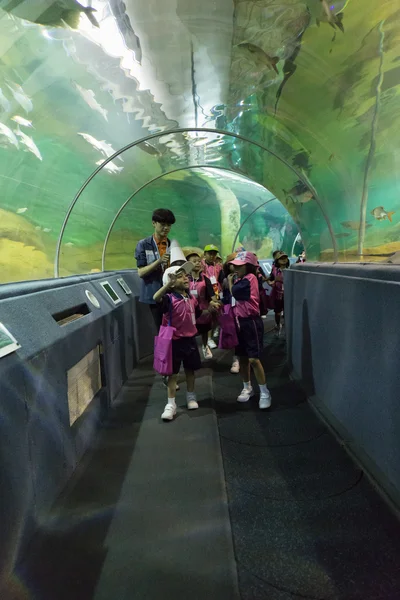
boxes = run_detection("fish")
[77,132,123,162]
[15,128,42,160]
[11,115,33,128]
[6,83,33,113]
[35,226,42,230]
[140,141,162,157]
[0,122,19,148]
[96,159,123,174]
[371,206,395,222]
[294,191,314,204]
[283,181,309,196]
[1,0,100,30]
[65,242,74,247]
[72,82,108,121]
[237,43,280,74]
[341,221,373,230]
[43,228,51,233]
[328,153,335,161]
[313,0,345,32]
[16,207,28,214]
[0,88,11,112]
[241,203,249,209]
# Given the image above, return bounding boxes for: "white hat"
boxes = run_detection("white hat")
[162,263,194,286]
[169,239,186,265]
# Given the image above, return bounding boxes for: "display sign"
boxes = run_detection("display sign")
[100,281,121,304]
[117,277,132,295]
[0,323,21,358]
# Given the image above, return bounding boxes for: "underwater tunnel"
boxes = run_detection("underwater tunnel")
[1,1,400,598]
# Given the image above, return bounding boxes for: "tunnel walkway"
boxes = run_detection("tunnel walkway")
[17,320,400,600]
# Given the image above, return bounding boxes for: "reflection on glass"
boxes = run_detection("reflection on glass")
[0,0,399,284]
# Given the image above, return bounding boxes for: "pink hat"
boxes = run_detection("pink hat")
[230,251,258,267]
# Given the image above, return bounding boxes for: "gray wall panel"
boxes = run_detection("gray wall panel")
[285,264,400,507]
[0,269,147,587]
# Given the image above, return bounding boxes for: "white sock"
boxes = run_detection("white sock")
[243,381,251,390]
[167,397,176,407]
[259,384,269,395]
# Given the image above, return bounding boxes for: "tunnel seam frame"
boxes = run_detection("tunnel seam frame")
[102,166,278,270]
[55,127,337,277]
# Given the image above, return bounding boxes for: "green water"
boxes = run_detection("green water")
[0,0,398,283]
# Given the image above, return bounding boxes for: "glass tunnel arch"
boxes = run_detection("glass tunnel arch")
[101,165,280,271]
[55,127,338,276]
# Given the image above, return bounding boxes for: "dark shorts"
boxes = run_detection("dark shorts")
[172,337,202,374]
[196,323,212,335]
[235,316,264,359]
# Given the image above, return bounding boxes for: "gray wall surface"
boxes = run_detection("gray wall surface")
[0,270,155,588]
[285,263,400,509]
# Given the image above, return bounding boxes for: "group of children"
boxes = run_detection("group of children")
[154,242,290,422]
[134,207,291,423]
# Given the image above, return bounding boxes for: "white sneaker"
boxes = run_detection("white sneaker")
[259,391,272,409]
[161,404,176,421]
[187,398,199,410]
[237,387,254,403]
[208,339,217,349]
[213,327,220,340]
[230,359,239,374]
[202,345,213,360]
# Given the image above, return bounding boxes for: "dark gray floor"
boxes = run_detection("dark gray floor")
[213,327,400,600]
[16,362,239,600]
[13,323,400,600]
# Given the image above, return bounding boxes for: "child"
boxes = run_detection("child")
[228,251,271,409]
[222,253,240,374]
[268,251,290,333]
[202,244,224,349]
[296,250,306,263]
[153,263,217,421]
[184,249,217,360]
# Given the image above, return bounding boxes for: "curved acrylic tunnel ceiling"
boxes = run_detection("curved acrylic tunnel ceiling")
[0,0,399,283]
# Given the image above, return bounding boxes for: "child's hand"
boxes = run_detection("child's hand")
[167,273,177,289]
[209,300,220,312]
[228,273,235,281]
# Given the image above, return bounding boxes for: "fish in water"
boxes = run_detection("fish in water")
[0,88,11,112]
[6,82,33,113]
[0,122,19,148]
[328,153,335,161]
[241,203,249,209]
[1,0,100,29]
[317,0,345,32]
[283,181,309,197]
[11,115,33,128]
[72,82,108,121]
[96,159,123,174]
[140,141,162,157]
[16,207,28,214]
[15,128,42,160]
[77,132,123,162]
[294,190,314,204]
[43,228,51,233]
[371,206,395,222]
[237,43,280,74]
[341,221,372,230]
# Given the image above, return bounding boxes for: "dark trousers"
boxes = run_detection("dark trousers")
[149,303,163,332]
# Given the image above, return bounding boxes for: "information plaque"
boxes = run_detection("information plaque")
[0,323,21,358]
[117,277,132,295]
